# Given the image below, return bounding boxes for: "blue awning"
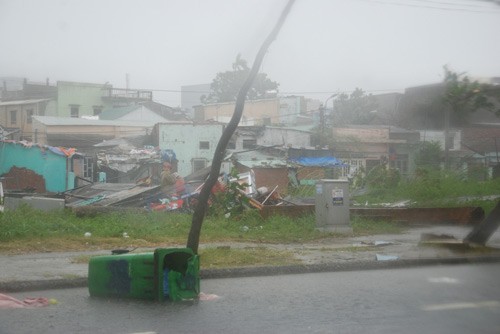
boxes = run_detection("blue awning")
[288,156,347,167]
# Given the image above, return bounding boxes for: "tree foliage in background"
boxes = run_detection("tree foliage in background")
[443,65,500,125]
[414,141,442,169]
[364,164,401,189]
[312,87,377,147]
[331,88,378,126]
[202,54,279,104]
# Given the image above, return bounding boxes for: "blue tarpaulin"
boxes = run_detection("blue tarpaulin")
[288,156,347,167]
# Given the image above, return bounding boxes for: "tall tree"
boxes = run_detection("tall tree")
[331,88,378,126]
[202,54,279,104]
[442,66,500,166]
[443,66,498,124]
[187,0,295,254]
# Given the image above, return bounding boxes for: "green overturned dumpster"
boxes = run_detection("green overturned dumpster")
[88,248,200,301]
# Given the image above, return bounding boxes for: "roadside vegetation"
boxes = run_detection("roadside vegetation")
[0,172,498,265]
[352,168,499,214]
[0,204,402,254]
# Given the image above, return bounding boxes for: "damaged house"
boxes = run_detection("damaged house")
[230,148,289,195]
[93,136,160,184]
[0,140,89,193]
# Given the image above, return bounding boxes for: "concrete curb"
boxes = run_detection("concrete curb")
[2,255,500,293]
[0,277,88,293]
[200,255,500,279]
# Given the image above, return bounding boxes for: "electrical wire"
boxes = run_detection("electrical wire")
[355,0,500,13]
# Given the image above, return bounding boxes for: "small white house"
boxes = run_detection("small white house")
[419,129,461,151]
[153,122,225,176]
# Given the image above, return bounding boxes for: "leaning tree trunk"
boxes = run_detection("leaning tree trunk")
[186,0,296,254]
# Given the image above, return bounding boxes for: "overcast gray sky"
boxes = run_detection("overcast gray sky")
[1,0,500,107]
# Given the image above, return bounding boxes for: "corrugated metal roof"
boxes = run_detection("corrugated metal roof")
[0,99,50,106]
[32,115,157,127]
[233,150,287,168]
[237,159,288,168]
[98,105,141,120]
[266,125,314,132]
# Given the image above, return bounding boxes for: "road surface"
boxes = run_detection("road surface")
[1,263,500,334]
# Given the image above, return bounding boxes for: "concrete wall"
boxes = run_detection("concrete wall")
[4,196,65,211]
[57,81,107,117]
[333,127,390,141]
[420,129,461,151]
[197,99,280,126]
[259,127,311,148]
[279,96,305,125]
[31,116,152,150]
[157,122,224,176]
[44,100,57,116]
[0,141,68,192]
[0,100,51,141]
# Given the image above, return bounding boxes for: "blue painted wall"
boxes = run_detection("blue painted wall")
[0,142,68,192]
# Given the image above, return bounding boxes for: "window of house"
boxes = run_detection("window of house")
[10,110,17,125]
[347,159,364,175]
[446,133,458,150]
[70,105,79,118]
[26,109,34,124]
[192,158,207,172]
[93,106,102,116]
[390,154,408,174]
[242,139,257,149]
[83,156,93,179]
[227,141,236,150]
[199,141,210,150]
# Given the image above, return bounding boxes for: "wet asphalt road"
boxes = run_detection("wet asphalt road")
[1,263,500,334]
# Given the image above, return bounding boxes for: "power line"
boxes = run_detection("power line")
[356,0,500,13]
[147,88,405,98]
[409,0,499,9]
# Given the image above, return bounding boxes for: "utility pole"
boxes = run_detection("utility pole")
[319,94,338,148]
[319,103,325,146]
[444,103,451,169]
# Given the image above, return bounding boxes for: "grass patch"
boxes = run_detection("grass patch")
[316,245,379,252]
[0,207,321,245]
[1,174,497,255]
[353,171,500,214]
[351,217,405,236]
[0,205,410,254]
[199,247,299,269]
[71,254,93,264]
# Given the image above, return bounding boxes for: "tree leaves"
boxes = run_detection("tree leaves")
[332,88,378,126]
[443,65,496,119]
[202,54,279,103]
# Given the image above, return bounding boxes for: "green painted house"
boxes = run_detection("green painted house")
[54,81,153,119]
